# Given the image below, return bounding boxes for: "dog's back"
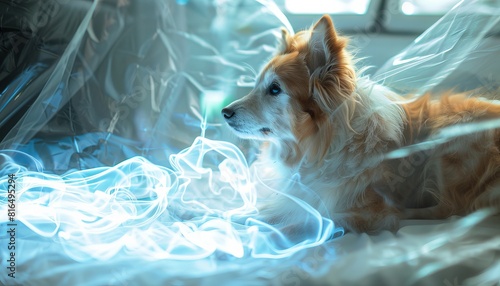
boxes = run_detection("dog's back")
[394,93,500,219]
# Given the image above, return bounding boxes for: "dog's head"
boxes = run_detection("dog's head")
[222,15,356,160]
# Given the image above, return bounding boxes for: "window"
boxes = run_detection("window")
[281,0,381,32]
[285,0,372,15]
[400,0,462,15]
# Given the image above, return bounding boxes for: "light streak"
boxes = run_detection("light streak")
[0,136,336,262]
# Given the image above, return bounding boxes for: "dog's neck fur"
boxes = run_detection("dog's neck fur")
[267,77,406,184]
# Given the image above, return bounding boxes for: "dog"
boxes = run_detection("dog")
[221,15,500,233]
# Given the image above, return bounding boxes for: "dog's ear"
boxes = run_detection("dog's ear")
[307,15,355,116]
[307,15,345,71]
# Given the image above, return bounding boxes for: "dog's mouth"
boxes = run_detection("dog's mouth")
[229,125,244,133]
[259,127,271,135]
[227,122,272,137]
[227,123,250,134]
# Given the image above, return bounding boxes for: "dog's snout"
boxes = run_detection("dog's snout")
[221,108,235,119]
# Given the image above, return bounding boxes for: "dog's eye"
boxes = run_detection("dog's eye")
[268,82,282,96]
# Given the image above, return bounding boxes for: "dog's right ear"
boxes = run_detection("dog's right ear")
[306,15,355,123]
[307,15,345,72]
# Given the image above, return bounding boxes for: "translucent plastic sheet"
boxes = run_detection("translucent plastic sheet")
[374,0,500,94]
[1,0,500,285]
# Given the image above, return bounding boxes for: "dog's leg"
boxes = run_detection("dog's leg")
[333,188,402,233]
[334,209,400,234]
[404,176,500,219]
[403,204,452,219]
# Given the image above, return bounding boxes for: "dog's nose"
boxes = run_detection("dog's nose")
[221,108,235,119]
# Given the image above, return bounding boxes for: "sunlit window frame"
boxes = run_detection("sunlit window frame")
[279,0,463,34]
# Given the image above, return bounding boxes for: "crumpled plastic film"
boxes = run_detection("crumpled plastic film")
[374,0,500,95]
[0,0,290,171]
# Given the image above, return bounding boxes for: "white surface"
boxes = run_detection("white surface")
[3,212,499,285]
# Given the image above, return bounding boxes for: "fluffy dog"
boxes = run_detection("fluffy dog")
[221,15,500,233]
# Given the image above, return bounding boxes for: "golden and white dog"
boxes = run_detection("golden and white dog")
[222,15,500,233]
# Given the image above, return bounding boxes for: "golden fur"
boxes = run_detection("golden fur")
[222,15,500,233]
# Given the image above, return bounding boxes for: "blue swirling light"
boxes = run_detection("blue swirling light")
[0,136,337,263]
